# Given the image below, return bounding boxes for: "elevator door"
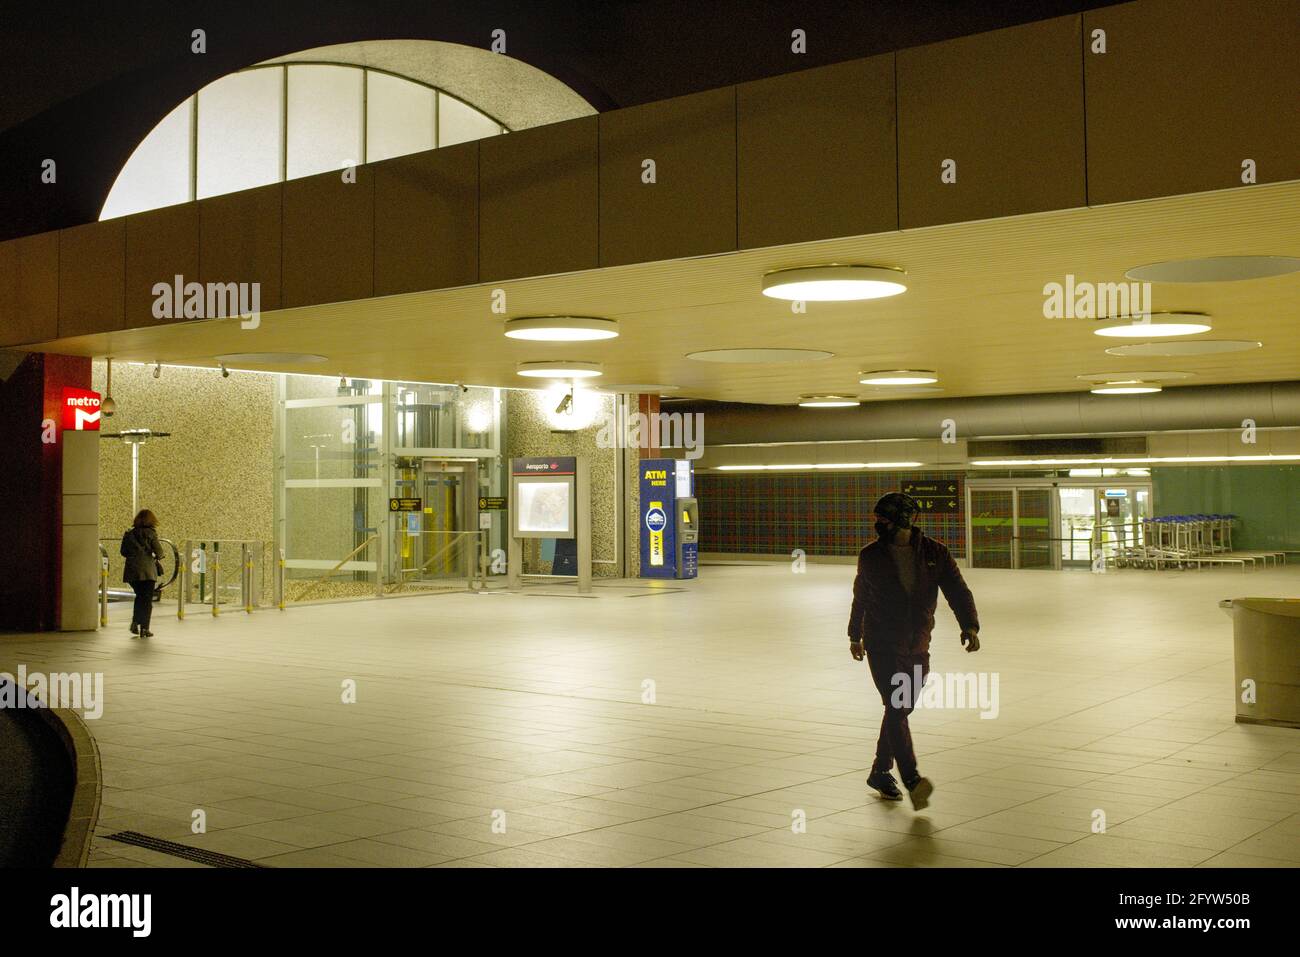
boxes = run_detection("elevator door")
[403,460,479,581]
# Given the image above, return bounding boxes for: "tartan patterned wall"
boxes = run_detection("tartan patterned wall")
[696,471,967,558]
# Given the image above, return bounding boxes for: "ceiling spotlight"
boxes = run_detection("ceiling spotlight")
[152,361,161,379]
[859,370,938,386]
[762,265,907,301]
[1094,312,1212,338]
[516,360,603,379]
[798,394,861,408]
[504,316,619,341]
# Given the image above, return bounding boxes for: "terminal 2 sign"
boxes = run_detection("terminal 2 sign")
[61,388,102,432]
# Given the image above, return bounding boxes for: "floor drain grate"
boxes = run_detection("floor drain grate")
[104,831,266,868]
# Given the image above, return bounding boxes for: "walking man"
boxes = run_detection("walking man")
[848,492,981,810]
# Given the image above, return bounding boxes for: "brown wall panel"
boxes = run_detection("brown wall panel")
[479,116,598,282]
[282,169,374,309]
[600,88,738,267]
[898,15,1086,229]
[738,56,897,249]
[374,142,479,296]
[58,219,125,338]
[125,203,200,328]
[0,231,59,346]
[1084,0,1300,205]
[199,182,283,312]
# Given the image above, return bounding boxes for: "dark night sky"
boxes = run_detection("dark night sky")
[0,0,1123,240]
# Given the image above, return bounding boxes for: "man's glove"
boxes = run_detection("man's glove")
[960,629,980,653]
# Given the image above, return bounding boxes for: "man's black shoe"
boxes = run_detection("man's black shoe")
[867,770,904,801]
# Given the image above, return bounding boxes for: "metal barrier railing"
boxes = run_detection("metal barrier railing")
[177,539,272,618]
[284,535,380,604]
[387,529,484,594]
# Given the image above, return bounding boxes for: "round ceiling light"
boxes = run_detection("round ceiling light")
[1104,339,1263,357]
[1125,256,1300,283]
[1093,312,1212,338]
[504,316,619,341]
[859,370,938,386]
[516,360,603,379]
[798,394,861,408]
[1091,384,1163,395]
[213,352,328,364]
[761,265,907,301]
[687,348,834,363]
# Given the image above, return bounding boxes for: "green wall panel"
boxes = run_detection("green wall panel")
[1152,466,1300,552]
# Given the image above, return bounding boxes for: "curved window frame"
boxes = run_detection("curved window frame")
[101,62,510,221]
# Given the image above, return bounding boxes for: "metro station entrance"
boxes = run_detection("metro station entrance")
[967,479,1153,570]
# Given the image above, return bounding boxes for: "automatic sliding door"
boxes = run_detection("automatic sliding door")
[970,488,1014,568]
[1015,488,1052,569]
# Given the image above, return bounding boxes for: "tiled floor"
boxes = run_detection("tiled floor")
[2,563,1297,868]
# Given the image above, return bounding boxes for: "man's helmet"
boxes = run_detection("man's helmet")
[873,491,919,529]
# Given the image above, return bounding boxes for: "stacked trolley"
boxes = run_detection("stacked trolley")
[1114,515,1286,570]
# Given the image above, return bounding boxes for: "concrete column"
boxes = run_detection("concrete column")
[60,431,100,631]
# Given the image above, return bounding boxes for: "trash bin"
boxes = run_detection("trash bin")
[1224,597,1300,729]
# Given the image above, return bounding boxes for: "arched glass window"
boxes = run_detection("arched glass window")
[101,64,509,220]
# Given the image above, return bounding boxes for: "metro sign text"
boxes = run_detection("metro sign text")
[61,388,102,431]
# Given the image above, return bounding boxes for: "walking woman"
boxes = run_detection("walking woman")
[120,509,163,638]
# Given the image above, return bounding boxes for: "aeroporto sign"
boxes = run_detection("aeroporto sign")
[61,388,102,431]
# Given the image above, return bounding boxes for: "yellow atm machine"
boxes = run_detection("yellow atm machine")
[640,458,698,579]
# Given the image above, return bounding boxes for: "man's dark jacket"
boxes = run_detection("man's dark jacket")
[847,530,979,654]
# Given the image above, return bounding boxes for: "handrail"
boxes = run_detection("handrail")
[291,535,379,602]
[97,535,180,596]
[388,529,483,594]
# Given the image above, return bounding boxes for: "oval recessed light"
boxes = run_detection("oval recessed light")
[1093,312,1212,338]
[1125,256,1300,283]
[1077,371,1192,382]
[504,316,619,341]
[599,384,681,394]
[687,348,834,363]
[761,265,907,301]
[516,360,603,379]
[859,369,938,386]
[1091,384,1163,395]
[1104,340,1263,357]
[213,352,328,364]
[798,394,861,408]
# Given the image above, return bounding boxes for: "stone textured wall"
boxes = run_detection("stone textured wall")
[504,387,620,578]
[92,361,275,593]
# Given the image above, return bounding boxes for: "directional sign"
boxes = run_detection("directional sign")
[478,496,507,510]
[389,497,421,512]
[902,480,960,513]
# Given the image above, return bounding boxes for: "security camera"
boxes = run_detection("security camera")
[101,396,116,417]
[220,362,230,378]
[555,391,574,415]
[152,361,161,379]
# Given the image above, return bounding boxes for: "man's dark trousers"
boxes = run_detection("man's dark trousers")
[865,645,930,782]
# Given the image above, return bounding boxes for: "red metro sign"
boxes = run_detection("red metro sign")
[62,388,102,431]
